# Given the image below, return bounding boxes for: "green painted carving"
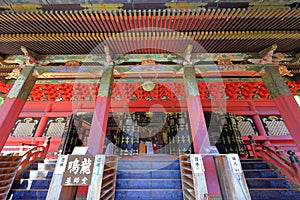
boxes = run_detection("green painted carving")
[98,66,114,97]
[4,52,294,67]
[7,65,36,101]
[196,77,263,82]
[184,64,200,97]
[262,65,291,99]
[0,96,4,106]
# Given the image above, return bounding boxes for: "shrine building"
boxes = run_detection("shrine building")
[0,1,299,200]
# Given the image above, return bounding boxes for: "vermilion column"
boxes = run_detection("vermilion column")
[183,64,211,154]
[0,65,36,150]
[262,65,300,150]
[34,116,49,137]
[87,66,114,155]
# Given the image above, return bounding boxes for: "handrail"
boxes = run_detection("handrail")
[246,136,300,188]
[1,145,36,156]
[15,136,51,179]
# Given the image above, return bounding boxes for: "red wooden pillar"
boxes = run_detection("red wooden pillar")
[0,65,36,150]
[262,65,300,150]
[248,102,271,145]
[87,66,114,155]
[34,116,49,137]
[183,64,211,154]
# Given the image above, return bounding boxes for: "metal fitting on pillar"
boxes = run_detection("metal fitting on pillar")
[287,150,299,164]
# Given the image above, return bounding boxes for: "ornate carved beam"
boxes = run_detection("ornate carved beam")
[23,64,263,79]
[4,52,294,65]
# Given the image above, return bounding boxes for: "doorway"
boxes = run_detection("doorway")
[105,112,193,156]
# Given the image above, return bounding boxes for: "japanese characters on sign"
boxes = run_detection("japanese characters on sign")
[190,154,205,174]
[227,154,242,174]
[62,155,95,186]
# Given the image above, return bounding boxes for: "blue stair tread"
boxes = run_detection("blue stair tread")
[249,189,300,200]
[242,159,300,200]
[15,179,51,189]
[115,188,183,200]
[241,162,271,169]
[116,179,182,189]
[118,159,179,163]
[240,159,264,163]
[9,189,48,200]
[243,170,279,178]
[117,170,180,179]
[20,171,54,179]
[117,163,180,170]
[246,179,292,188]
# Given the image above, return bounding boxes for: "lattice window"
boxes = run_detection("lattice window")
[261,116,290,136]
[43,118,66,137]
[10,118,40,137]
[236,116,258,136]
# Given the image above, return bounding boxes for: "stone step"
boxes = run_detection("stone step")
[117,162,180,170]
[117,170,181,179]
[116,179,182,189]
[115,188,183,200]
[8,189,48,200]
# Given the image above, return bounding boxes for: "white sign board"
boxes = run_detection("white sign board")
[145,142,154,154]
[72,147,88,155]
[93,155,105,175]
[55,155,68,174]
[227,154,242,174]
[190,154,205,174]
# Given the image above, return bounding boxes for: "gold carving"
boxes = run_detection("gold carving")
[5,68,20,80]
[141,60,156,65]
[65,60,82,66]
[278,65,293,77]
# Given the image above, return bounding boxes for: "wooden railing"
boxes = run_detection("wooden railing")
[2,136,51,179]
[100,156,118,200]
[180,155,197,199]
[245,136,300,189]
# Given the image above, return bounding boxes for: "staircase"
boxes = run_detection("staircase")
[241,159,300,200]
[0,155,22,200]
[8,159,56,200]
[115,156,183,200]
